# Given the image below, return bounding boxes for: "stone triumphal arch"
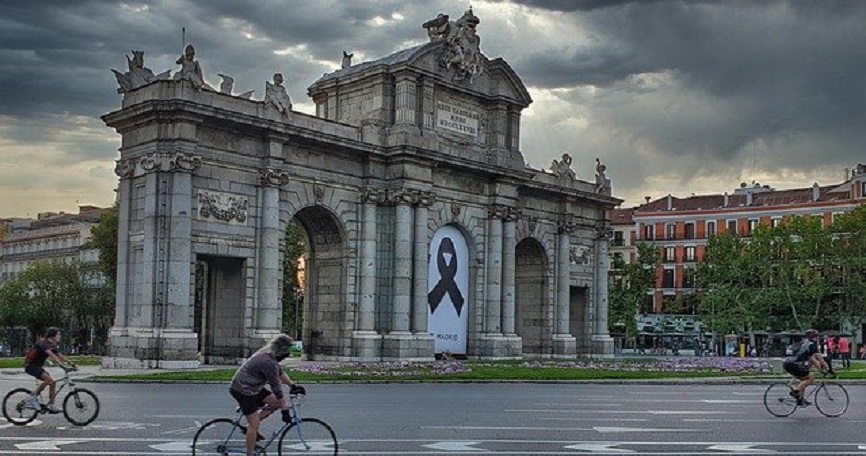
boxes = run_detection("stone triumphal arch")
[102,9,620,368]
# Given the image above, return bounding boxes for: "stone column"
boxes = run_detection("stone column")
[353,187,383,360]
[501,208,518,335]
[358,188,382,333]
[383,189,418,359]
[255,167,289,340]
[112,159,135,328]
[392,195,414,333]
[501,207,522,357]
[552,216,577,356]
[592,220,615,357]
[485,205,504,335]
[412,192,433,333]
[411,192,435,358]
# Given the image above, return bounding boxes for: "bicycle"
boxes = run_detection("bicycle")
[763,371,849,417]
[2,364,100,426]
[192,385,338,455]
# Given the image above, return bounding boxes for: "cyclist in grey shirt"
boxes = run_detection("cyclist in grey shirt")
[230,334,296,456]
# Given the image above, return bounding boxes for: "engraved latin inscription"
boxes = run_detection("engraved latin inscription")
[436,101,478,136]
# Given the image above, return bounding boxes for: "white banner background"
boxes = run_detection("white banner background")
[427,225,470,354]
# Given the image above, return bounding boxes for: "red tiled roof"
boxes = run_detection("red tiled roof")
[610,208,634,225]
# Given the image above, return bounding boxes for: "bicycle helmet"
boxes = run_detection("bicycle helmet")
[805,328,819,339]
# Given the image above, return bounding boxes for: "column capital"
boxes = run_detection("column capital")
[595,220,613,240]
[115,158,136,179]
[138,150,202,175]
[260,168,290,187]
[359,186,387,204]
[558,215,577,234]
[384,188,433,206]
[504,207,522,222]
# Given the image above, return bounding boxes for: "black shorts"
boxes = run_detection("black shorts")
[783,361,810,379]
[24,364,47,380]
[230,388,272,416]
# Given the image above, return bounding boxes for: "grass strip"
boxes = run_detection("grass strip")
[0,355,102,369]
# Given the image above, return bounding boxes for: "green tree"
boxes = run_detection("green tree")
[830,205,866,336]
[609,243,658,341]
[86,203,119,284]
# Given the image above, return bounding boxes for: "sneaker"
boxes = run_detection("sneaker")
[797,398,811,407]
[788,390,799,399]
[46,404,62,414]
[24,396,39,410]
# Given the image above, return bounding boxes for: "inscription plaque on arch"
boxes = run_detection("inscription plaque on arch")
[436,101,478,136]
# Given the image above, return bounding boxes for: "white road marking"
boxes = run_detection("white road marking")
[15,439,86,450]
[707,443,776,453]
[564,443,637,453]
[422,441,489,452]
[149,441,192,452]
[0,419,42,430]
[594,426,703,433]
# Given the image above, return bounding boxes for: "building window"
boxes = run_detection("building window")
[613,231,624,247]
[771,217,781,228]
[862,181,866,198]
[706,221,716,237]
[665,224,676,240]
[685,246,696,262]
[684,222,695,239]
[664,246,675,262]
[748,219,759,236]
[727,220,738,236]
[613,252,624,264]
[662,268,675,288]
[832,212,844,224]
[813,214,824,227]
[682,267,695,288]
[643,224,654,240]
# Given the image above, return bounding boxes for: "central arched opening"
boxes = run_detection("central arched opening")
[288,206,346,360]
[514,237,548,355]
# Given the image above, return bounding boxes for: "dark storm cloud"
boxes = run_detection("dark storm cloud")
[510,0,866,177]
[490,0,667,12]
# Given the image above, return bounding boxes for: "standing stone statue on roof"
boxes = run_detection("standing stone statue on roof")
[341,50,354,69]
[264,73,292,113]
[111,50,169,94]
[423,8,484,84]
[174,44,211,90]
[596,158,611,194]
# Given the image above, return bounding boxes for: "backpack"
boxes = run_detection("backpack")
[24,345,38,365]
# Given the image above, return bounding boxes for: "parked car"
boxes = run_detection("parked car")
[0,344,9,357]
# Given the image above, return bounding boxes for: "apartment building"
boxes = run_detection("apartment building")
[0,206,106,286]
[610,207,637,265]
[634,164,866,313]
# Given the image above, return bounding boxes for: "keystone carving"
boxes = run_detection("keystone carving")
[261,168,290,187]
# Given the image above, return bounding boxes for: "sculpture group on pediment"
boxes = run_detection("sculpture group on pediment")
[265,73,293,114]
[174,44,212,91]
[551,153,576,180]
[423,8,485,84]
[111,50,170,94]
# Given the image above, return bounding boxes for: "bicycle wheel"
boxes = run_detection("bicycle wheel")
[63,388,100,426]
[278,418,338,455]
[193,418,245,456]
[3,388,39,426]
[815,382,849,417]
[763,383,798,417]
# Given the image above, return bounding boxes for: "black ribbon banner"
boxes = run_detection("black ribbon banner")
[427,237,465,316]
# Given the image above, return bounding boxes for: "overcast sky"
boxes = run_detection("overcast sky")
[1,0,864,217]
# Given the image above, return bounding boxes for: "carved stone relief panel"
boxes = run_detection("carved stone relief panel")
[196,190,249,225]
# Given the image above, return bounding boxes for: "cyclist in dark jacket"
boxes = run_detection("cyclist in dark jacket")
[783,329,830,406]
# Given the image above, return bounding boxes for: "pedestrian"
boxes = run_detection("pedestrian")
[838,336,851,369]
[826,336,837,369]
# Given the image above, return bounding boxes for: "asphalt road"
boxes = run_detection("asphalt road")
[1,378,865,455]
